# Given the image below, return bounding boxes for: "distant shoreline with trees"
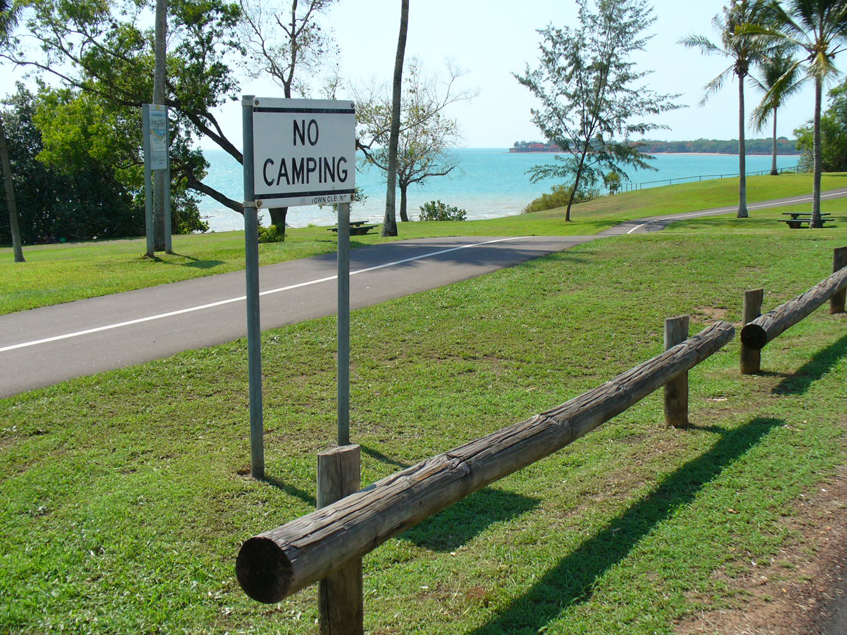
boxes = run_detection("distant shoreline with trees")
[510,138,801,155]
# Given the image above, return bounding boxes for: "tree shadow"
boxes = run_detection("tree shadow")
[468,417,782,635]
[167,252,226,270]
[403,487,541,553]
[772,334,847,396]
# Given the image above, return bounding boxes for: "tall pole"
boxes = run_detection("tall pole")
[337,202,351,446]
[152,0,168,251]
[242,95,264,479]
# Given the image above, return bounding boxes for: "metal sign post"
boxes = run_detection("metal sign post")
[242,96,264,479]
[241,96,356,476]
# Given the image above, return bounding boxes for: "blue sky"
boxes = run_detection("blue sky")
[2,0,822,149]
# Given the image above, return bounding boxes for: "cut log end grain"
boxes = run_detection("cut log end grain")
[236,536,294,604]
[740,323,769,351]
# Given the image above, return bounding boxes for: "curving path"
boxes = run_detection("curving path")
[2,188,846,398]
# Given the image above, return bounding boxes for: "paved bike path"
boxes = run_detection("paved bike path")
[2,188,846,398]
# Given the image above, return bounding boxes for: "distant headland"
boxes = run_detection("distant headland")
[510,138,801,155]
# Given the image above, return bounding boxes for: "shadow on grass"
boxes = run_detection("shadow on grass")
[360,444,540,553]
[773,333,847,396]
[167,253,226,270]
[260,475,316,507]
[404,488,541,553]
[469,417,782,635]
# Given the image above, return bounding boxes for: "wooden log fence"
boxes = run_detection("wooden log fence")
[740,256,847,353]
[236,320,735,605]
[236,246,846,631]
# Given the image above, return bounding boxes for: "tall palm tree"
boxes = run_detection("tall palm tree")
[746,0,847,228]
[681,0,773,219]
[382,0,409,238]
[751,49,803,175]
[0,0,24,262]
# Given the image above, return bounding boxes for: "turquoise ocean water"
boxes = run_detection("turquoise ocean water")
[198,148,800,232]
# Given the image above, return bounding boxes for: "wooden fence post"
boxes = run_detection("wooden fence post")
[740,289,764,374]
[832,247,847,314]
[664,315,689,428]
[318,445,363,635]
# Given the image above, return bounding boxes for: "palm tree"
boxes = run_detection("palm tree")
[681,0,773,219]
[751,49,804,175]
[746,0,847,228]
[0,0,24,262]
[382,0,409,237]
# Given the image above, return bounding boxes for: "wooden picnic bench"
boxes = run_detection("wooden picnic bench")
[327,220,379,235]
[778,212,834,229]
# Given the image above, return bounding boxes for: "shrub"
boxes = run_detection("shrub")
[418,200,467,221]
[258,224,285,243]
[523,185,599,213]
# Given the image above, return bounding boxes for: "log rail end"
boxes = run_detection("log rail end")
[236,536,294,604]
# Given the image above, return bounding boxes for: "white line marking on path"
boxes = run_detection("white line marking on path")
[0,237,524,354]
[624,190,845,235]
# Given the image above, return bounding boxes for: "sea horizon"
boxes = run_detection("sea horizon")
[197,148,801,233]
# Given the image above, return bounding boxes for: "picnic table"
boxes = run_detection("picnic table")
[327,220,379,235]
[778,212,834,229]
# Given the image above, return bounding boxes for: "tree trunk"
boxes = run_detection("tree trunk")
[152,0,167,251]
[399,183,409,222]
[0,113,24,263]
[381,0,409,237]
[737,75,748,218]
[565,144,591,222]
[269,207,288,235]
[770,110,778,176]
[812,77,823,229]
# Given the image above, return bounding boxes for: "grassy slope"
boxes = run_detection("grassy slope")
[2,172,846,315]
[1,212,845,632]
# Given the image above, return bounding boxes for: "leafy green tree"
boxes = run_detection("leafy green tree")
[356,59,471,223]
[751,48,803,174]
[795,81,847,173]
[516,0,680,222]
[4,0,245,218]
[745,0,847,228]
[0,0,23,261]
[681,0,774,219]
[0,85,147,244]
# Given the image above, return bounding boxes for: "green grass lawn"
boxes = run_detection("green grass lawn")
[2,172,846,316]
[1,216,845,632]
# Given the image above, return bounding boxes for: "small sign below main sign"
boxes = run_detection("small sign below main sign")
[251,98,356,209]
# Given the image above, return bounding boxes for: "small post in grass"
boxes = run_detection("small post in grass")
[664,315,689,428]
[318,444,363,635]
[740,289,764,375]
[832,247,847,314]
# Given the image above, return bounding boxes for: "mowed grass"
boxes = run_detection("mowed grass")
[2,172,846,315]
[1,221,846,633]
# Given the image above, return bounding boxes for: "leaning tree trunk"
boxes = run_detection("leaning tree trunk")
[0,113,24,263]
[399,183,409,222]
[770,110,778,176]
[811,77,823,229]
[382,0,409,237]
[737,75,748,218]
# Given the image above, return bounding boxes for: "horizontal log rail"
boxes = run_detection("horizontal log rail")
[236,321,735,604]
[740,266,847,351]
